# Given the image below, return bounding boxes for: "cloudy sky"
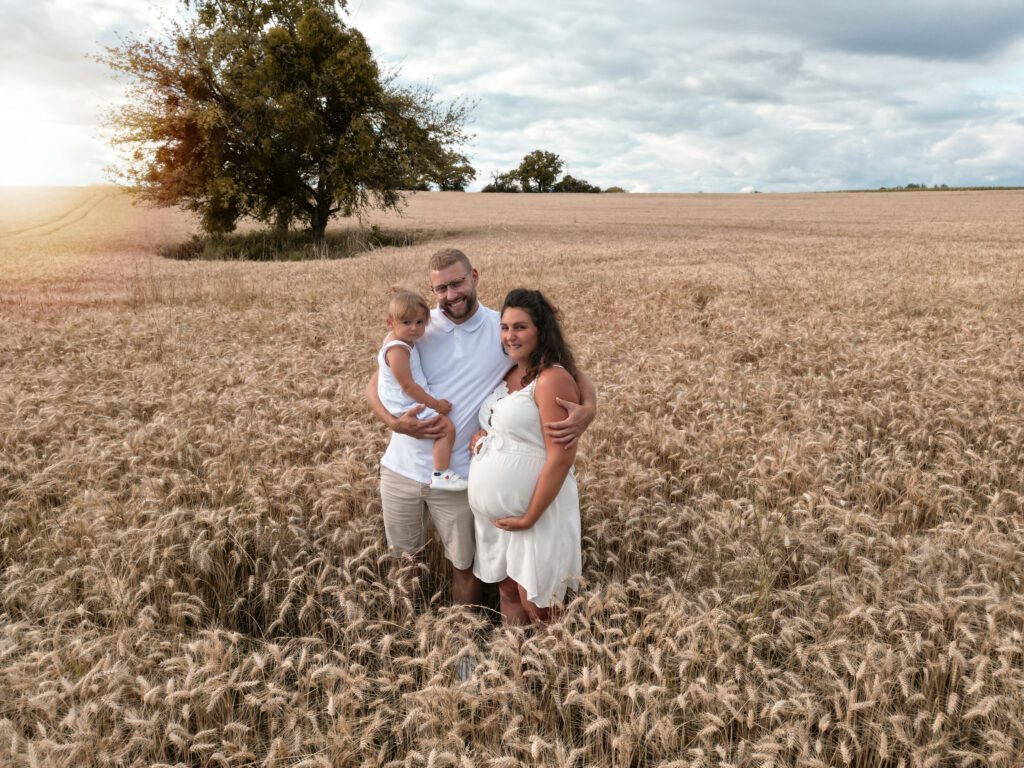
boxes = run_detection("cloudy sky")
[3,0,1024,191]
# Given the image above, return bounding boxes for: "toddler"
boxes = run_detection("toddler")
[377,290,467,491]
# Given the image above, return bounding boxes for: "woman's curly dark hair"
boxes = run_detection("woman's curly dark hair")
[501,288,577,386]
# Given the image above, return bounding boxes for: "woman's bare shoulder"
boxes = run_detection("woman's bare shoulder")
[536,366,579,401]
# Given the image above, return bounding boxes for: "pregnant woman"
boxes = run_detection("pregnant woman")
[468,289,582,624]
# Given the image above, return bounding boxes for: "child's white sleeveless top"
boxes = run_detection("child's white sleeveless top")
[376,339,437,418]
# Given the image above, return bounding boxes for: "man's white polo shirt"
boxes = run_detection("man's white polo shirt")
[381,304,510,484]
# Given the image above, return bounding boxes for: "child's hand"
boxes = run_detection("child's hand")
[435,399,452,415]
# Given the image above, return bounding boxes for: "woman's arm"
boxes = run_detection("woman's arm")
[543,368,596,449]
[385,346,451,414]
[493,368,580,531]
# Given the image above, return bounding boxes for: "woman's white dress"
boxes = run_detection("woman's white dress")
[468,375,581,608]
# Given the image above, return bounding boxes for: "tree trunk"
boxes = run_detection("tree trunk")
[274,210,290,233]
[310,188,332,257]
[311,221,327,256]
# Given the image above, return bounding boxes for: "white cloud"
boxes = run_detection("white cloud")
[353,1,1024,191]
[3,0,1024,190]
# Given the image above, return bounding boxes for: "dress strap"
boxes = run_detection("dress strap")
[524,377,539,402]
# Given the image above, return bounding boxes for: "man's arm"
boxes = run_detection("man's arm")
[542,368,597,449]
[366,369,446,439]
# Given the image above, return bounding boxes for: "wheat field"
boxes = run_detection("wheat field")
[2,187,1023,767]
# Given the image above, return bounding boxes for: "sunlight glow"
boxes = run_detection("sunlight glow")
[0,86,107,185]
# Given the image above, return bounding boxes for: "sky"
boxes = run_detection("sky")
[2,0,1024,192]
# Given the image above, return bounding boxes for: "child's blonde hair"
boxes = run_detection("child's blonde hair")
[388,289,430,323]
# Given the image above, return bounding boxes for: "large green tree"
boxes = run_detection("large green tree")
[516,150,563,193]
[99,0,470,248]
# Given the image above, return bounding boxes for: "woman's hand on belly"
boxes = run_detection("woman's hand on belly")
[493,515,533,531]
[469,428,488,455]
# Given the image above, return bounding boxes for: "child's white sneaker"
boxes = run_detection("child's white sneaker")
[430,469,468,491]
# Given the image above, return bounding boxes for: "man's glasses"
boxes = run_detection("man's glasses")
[431,273,470,296]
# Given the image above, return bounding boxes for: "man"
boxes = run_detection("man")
[366,248,597,606]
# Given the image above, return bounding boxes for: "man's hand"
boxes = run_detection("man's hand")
[543,397,595,450]
[469,428,488,455]
[393,405,446,440]
[493,515,532,531]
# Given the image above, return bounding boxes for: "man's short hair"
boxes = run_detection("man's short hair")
[428,248,472,273]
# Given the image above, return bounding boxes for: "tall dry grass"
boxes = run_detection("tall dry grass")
[2,188,1023,766]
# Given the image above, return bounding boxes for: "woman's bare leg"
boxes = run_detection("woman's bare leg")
[517,583,551,624]
[499,577,530,626]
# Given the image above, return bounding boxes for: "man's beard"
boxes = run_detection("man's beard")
[442,293,476,319]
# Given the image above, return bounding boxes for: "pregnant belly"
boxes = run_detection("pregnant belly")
[468,450,543,522]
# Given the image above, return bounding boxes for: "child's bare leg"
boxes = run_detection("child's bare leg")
[432,415,456,471]
[429,416,466,489]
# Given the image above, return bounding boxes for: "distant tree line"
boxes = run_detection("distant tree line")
[481,150,625,193]
[878,183,950,190]
[849,183,1024,193]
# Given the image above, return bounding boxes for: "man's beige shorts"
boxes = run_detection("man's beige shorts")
[379,466,475,570]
